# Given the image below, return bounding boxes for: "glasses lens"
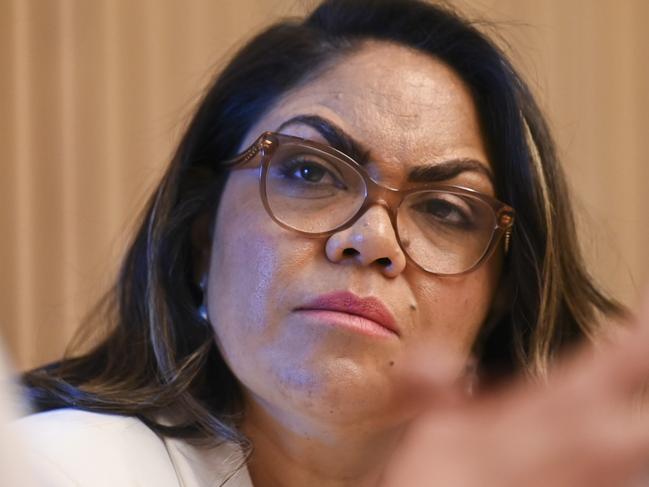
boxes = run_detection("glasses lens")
[264,143,366,233]
[397,190,496,274]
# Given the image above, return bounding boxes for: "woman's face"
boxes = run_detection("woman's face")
[203,42,502,430]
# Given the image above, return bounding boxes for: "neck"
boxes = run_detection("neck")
[241,396,403,487]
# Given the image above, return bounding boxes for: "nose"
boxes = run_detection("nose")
[325,205,407,278]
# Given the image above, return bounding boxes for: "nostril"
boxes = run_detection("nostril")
[376,257,392,267]
[342,248,359,257]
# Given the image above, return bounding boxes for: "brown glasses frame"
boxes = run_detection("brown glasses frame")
[223,132,515,276]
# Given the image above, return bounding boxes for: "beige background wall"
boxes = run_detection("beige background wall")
[1,0,647,372]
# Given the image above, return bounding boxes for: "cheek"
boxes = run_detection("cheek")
[207,177,310,341]
[205,178,324,387]
[410,261,501,357]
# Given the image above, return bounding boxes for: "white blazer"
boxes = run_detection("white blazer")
[13,409,254,487]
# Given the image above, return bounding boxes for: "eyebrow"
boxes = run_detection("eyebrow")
[277,114,494,185]
[277,115,372,165]
[408,159,494,185]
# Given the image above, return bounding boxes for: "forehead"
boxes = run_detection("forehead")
[241,42,490,187]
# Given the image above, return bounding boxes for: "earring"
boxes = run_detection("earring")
[198,275,209,322]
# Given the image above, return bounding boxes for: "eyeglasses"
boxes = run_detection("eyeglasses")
[223,132,515,276]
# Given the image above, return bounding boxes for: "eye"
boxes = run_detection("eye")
[279,156,346,188]
[426,200,462,220]
[294,162,328,183]
[412,195,474,228]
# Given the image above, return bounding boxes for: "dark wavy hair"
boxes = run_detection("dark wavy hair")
[23,0,624,449]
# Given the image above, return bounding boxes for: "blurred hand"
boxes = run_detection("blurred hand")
[381,291,649,487]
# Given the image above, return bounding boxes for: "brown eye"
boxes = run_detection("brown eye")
[411,195,475,229]
[296,163,327,183]
[277,156,346,189]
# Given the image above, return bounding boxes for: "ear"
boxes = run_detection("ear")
[190,211,212,283]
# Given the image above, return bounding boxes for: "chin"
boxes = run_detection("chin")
[255,353,408,428]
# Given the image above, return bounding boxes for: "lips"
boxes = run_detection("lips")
[295,291,400,337]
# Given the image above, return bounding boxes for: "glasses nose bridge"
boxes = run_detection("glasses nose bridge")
[363,174,403,218]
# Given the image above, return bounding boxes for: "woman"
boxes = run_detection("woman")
[17,0,649,486]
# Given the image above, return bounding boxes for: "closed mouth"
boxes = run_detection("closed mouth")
[295,291,400,337]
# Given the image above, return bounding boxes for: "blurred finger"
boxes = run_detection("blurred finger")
[552,286,649,405]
